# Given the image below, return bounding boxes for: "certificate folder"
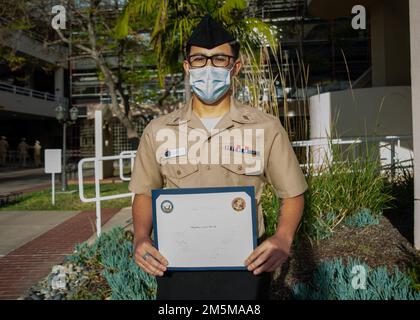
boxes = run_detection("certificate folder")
[151,186,257,271]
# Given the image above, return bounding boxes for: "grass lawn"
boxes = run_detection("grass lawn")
[0,182,132,211]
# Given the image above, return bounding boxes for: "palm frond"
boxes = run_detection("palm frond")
[215,0,247,24]
[114,0,158,38]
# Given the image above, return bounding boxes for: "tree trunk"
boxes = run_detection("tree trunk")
[86,20,138,141]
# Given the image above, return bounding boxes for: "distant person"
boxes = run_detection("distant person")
[33,140,42,167]
[17,138,29,167]
[0,136,9,166]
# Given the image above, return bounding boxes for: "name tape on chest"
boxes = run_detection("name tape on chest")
[163,147,187,159]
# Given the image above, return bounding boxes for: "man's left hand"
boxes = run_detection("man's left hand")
[244,234,292,275]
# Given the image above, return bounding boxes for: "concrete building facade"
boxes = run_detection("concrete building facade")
[307,0,419,248]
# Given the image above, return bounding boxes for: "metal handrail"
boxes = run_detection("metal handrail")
[119,150,136,182]
[0,81,67,103]
[291,135,412,147]
[78,152,136,236]
[292,135,413,175]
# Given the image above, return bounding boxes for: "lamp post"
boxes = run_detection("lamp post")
[55,104,79,192]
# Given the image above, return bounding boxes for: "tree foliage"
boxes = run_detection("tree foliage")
[115,0,278,84]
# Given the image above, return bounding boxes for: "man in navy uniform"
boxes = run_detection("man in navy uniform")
[129,15,307,299]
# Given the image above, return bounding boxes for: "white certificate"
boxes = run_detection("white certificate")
[152,186,257,270]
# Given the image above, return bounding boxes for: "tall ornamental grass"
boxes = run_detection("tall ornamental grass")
[301,140,393,241]
[263,136,394,242]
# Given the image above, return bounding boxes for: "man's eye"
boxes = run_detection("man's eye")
[213,56,229,62]
[191,56,206,62]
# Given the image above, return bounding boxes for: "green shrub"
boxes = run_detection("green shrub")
[67,227,156,300]
[293,258,420,300]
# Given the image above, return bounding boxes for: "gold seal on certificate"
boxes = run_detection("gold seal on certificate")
[152,186,257,270]
[231,197,246,212]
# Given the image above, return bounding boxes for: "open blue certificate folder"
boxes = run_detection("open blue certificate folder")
[151,186,258,271]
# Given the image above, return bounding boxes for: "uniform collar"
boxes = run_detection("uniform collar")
[166,95,257,129]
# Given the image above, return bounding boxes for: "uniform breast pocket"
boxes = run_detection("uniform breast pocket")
[161,161,199,188]
[221,163,261,186]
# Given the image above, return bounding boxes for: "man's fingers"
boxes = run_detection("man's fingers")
[146,245,169,266]
[136,258,162,276]
[135,254,164,276]
[134,242,167,275]
[144,253,166,273]
[247,250,271,271]
[254,253,288,275]
[134,241,169,271]
[253,256,278,275]
[135,248,166,273]
[136,259,154,275]
[245,243,267,266]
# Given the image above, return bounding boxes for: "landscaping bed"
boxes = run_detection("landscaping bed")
[20,153,420,300]
[271,212,420,299]
[23,212,420,300]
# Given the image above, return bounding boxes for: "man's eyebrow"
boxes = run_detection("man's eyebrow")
[189,52,233,56]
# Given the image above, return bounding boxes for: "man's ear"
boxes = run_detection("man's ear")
[183,60,190,76]
[232,59,242,77]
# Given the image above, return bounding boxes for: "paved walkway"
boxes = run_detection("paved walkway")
[0,167,45,179]
[0,211,79,257]
[0,208,121,300]
[0,168,51,194]
[0,166,133,299]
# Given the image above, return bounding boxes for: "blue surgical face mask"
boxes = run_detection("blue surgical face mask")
[189,65,232,104]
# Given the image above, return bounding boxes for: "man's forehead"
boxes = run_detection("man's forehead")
[189,43,233,56]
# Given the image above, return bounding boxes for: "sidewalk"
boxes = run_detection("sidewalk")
[0,208,122,300]
[0,211,79,257]
[0,167,45,179]
[0,167,50,194]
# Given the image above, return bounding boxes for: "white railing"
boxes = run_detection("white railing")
[0,81,67,103]
[118,150,136,181]
[78,152,136,237]
[291,135,413,175]
[78,135,413,237]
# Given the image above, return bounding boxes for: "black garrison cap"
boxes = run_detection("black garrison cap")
[186,14,236,49]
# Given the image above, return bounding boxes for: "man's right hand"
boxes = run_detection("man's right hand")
[134,236,169,277]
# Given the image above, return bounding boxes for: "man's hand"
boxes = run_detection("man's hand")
[134,236,169,277]
[245,194,304,275]
[244,234,292,275]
